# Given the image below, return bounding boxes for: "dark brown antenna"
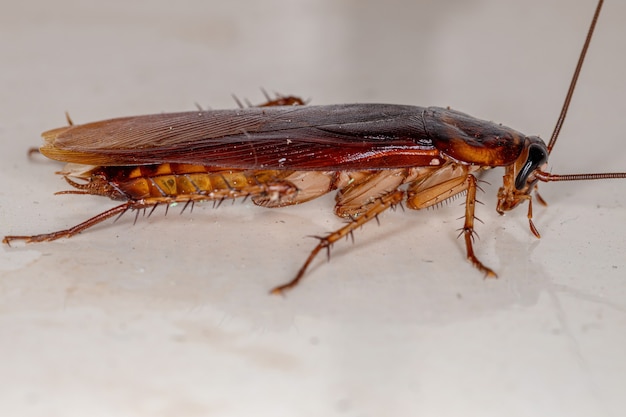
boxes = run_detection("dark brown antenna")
[537,0,626,183]
[547,0,603,154]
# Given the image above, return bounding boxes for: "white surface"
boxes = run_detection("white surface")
[1,1,626,416]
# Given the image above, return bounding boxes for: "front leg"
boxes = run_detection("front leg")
[462,174,497,277]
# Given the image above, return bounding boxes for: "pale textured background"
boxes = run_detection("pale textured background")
[1,1,626,416]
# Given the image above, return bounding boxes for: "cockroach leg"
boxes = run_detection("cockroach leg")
[527,198,541,238]
[270,190,405,295]
[2,202,137,245]
[231,91,305,108]
[534,186,548,206]
[461,175,497,278]
[256,91,306,107]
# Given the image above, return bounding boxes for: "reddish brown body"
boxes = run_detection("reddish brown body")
[4,0,624,294]
[38,105,525,169]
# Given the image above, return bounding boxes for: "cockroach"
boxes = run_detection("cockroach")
[3,0,625,294]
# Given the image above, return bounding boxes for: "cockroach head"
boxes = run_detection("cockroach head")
[496,136,548,213]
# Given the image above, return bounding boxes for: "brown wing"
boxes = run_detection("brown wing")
[40,104,443,170]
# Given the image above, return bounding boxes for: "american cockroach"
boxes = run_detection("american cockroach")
[4,0,625,294]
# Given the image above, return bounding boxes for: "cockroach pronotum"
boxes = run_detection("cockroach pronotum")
[3,0,625,294]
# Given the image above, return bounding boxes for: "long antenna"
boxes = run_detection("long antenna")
[536,171,626,182]
[536,0,626,183]
[547,0,603,154]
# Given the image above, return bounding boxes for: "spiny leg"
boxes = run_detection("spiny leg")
[526,184,549,239]
[533,184,548,206]
[526,196,541,238]
[256,90,306,107]
[233,91,306,108]
[3,202,136,245]
[462,175,497,277]
[3,172,300,245]
[270,190,405,295]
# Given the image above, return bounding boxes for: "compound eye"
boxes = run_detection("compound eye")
[515,144,547,190]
